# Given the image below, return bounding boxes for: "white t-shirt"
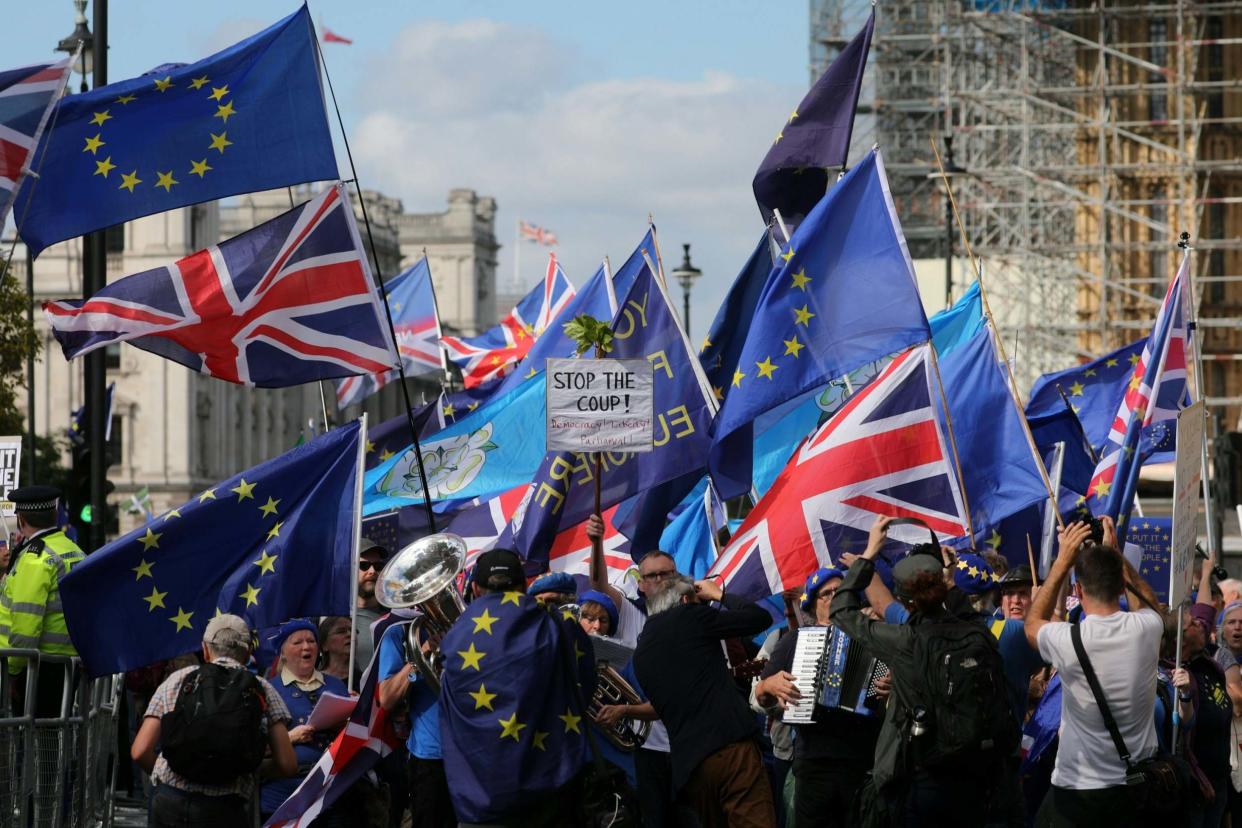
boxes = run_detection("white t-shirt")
[614,594,670,753]
[1037,608,1164,790]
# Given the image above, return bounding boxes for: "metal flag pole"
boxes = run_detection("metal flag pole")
[1180,233,1220,564]
[347,412,368,694]
[314,34,436,533]
[928,344,976,547]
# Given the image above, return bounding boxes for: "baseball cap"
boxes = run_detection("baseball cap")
[359,537,389,559]
[204,613,252,651]
[473,548,525,589]
[892,554,944,595]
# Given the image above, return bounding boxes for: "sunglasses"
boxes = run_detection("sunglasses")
[358,560,382,572]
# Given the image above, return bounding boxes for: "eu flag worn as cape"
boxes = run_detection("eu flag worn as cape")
[712,148,931,499]
[14,5,336,257]
[439,591,596,823]
[61,421,364,677]
[752,10,873,228]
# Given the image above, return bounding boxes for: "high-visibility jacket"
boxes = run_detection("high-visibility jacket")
[0,528,85,674]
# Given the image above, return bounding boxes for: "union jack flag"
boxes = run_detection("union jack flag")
[0,58,71,230]
[442,254,574,388]
[334,257,443,408]
[265,618,402,827]
[519,219,557,246]
[708,345,969,600]
[44,183,397,388]
[448,483,531,570]
[1091,253,1191,518]
[545,504,636,587]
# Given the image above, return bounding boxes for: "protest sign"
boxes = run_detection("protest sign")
[546,358,654,453]
[0,437,21,519]
[1169,401,1204,607]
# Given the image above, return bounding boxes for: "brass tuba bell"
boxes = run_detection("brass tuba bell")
[374,532,468,695]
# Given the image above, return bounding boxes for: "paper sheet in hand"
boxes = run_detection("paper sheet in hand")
[307,691,356,731]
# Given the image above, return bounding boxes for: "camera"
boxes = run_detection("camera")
[1087,517,1105,545]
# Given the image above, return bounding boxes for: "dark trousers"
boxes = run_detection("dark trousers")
[1035,784,1142,827]
[12,662,70,718]
[769,756,791,828]
[791,758,866,828]
[1183,768,1229,828]
[902,768,988,828]
[681,739,775,828]
[635,748,679,828]
[408,757,455,828]
[150,785,247,828]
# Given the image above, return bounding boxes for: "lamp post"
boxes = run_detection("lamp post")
[56,0,94,92]
[670,243,702,335]
[929,135,966,308]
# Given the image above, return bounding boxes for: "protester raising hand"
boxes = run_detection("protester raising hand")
[1056,520,1094,562]
[862,515,897,559]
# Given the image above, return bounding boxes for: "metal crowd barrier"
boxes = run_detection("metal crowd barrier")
[0,650,121,828]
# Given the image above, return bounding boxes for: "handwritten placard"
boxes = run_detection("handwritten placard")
[1169,402,1204,608]
[546,358,654,453]
[0,437,21,519]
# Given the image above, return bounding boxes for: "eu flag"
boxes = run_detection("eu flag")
[439,591,595,823]
[60,421,364,677]
[1130,516,1174,605]
[14,5,336,256]
[711,148,931,499]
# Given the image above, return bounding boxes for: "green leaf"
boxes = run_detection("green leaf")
[561,314,613,356]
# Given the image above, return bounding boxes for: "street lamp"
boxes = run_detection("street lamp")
[55,0,94,92]
[928,134,966,308]
[670,243,701,335]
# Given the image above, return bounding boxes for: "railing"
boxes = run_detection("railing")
[0,651,121,828]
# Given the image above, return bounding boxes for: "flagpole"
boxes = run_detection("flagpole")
[1180,234,1220,562]
[348,413,367,695]
[928,344,976,547]
[930,137,1064,530]
[514,219,522,293]
[314,35,437,533]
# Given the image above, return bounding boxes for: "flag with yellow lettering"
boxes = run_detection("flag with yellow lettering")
[13,5,336,256]
[508,257,717,565]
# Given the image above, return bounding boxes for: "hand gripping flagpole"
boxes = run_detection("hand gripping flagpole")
[1180,233,1220,564]
[929,137,1064,531]
[314,32,437,532]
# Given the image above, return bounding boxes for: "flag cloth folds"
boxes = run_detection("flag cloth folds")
[510,258,717,565]
[442,254,574,388]
[265,620,401,827]
[0,58,71,230]
[60,421,365,677]
[1026,336,1177,465]
[13,6,336,256]
[712,148,930,499]
[519,220,557,246]
[699,231,776,404]
[707,345,969,600]
[1090,256,1191,522]
[44,183,395,387]
[752,10,873,227]
[335,257,443,408]
[439,590,595,823]
[67,382,115,445]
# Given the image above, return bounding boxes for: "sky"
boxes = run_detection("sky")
[9,1,812,341]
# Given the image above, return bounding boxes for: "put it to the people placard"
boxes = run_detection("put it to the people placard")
[545,358,654,454]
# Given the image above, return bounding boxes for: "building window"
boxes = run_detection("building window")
[1148,19,1168,122]
[1148,185,1167,297]
[107,414,123,467]
[1206,17,1224,120]
[105,343,121,370]
[104,223,125,253]
[1208,202,1226,305]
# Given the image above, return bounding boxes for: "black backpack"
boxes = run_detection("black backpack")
[161,663,268,783]
[905,619,1019,768]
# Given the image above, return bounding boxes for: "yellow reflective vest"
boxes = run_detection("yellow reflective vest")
[0,528,85,673]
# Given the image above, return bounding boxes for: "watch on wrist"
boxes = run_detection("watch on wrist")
[1178,692,1193,702]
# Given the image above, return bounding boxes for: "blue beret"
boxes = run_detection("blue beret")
[800,566,846,611]
[527,571,576,597]
[578,589,619,633]
[953,553,998,595]
[269,618,318,654]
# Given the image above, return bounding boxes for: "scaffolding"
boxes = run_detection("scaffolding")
[811,0,1242,428]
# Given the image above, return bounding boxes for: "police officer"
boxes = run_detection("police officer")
[0,485,85,716]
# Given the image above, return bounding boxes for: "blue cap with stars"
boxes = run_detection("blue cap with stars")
[952,553,998,595]
[800,566,846,611]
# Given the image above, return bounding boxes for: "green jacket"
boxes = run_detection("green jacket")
[0,528,85,673]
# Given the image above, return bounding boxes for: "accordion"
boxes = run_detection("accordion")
[782,626,889,724]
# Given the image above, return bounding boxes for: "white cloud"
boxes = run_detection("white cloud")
[350,18,801,339]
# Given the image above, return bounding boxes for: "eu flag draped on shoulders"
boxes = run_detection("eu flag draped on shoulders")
[44,183,396,387]
[712,148,931,499]
[13,5,337,256]
[439,588,595,823]
[0,57,72,229]
[752,10,873,227]
[60,421,365,677]
[335,257,443,408]
[708,345,969,601]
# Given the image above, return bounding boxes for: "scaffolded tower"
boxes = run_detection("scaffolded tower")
[812,0,1242,431]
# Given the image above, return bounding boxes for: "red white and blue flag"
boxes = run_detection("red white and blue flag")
[441,254,574,388]
[520,220,557,246]
[0,58,72,231]
[1091,253,1192,519]
[707,345,969,600]
[334,257,443,408]
[265,617,402,827]
[43,183,397,388]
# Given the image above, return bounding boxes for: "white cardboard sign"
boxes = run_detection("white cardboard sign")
[1169,401,1204,608]
[0,437,21,519]
[546,358,654,453]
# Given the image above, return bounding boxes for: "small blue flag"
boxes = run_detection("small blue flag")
[61,421,364,677]
[14,6,336,256]
[712,148,931,499]
[699,231,775,402]
[439,591,595,822]
[1131,516,1173,605]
